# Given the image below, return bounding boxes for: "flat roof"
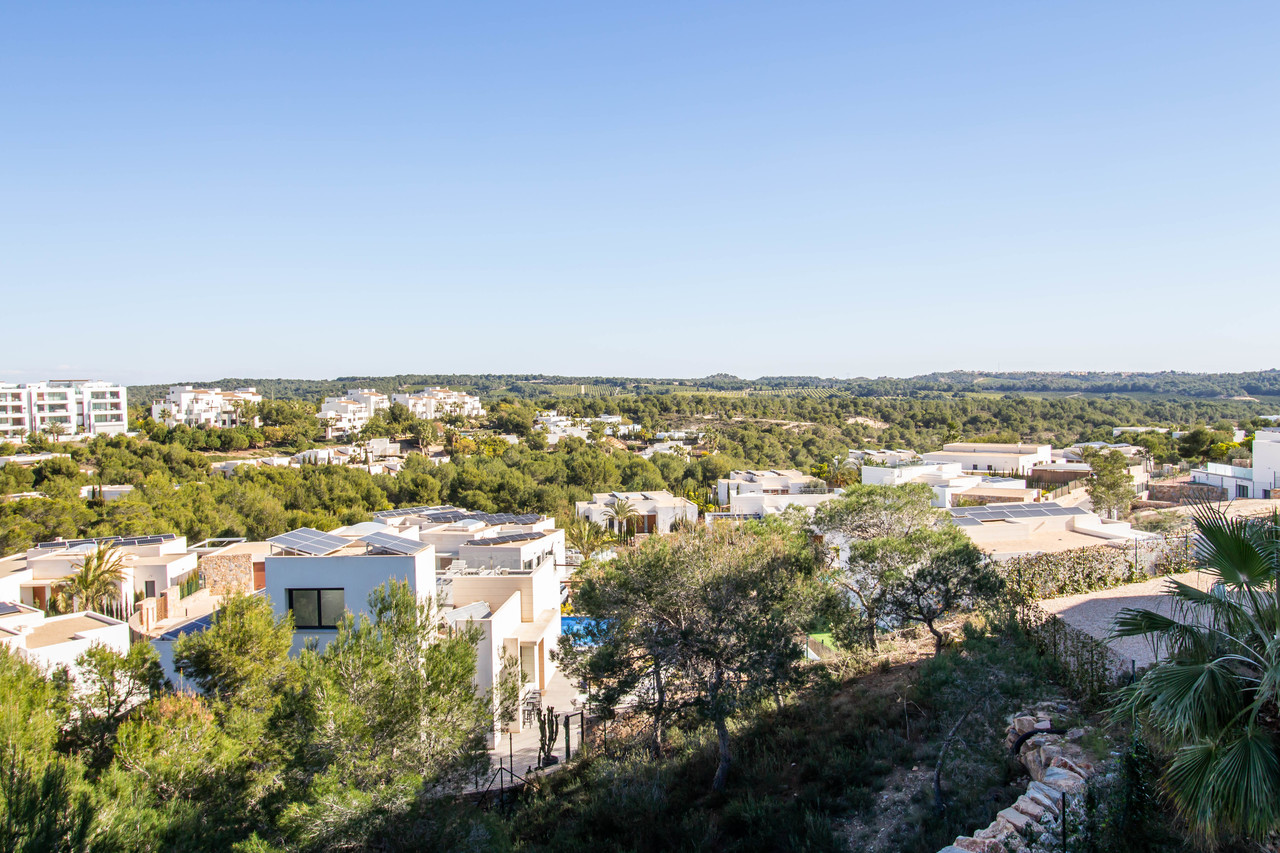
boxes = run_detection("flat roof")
[26,614,117,649]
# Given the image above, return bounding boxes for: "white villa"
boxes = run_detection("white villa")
[948,502,1157,558]
[1192,428,1280,499]
[151,386,263,429]
[0,380,128,440]
[861,459,1038,508]
[0,602,130,677]
[252,515,562,738]
[576,491,699,535]
[0,533,199,616]
[921,442,1052,476]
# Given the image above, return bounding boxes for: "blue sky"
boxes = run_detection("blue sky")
[2,2,1277,383]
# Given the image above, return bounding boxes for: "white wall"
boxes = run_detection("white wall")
[265,550,435,655]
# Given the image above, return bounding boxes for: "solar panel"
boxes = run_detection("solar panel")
[268,527,349,556]
[0,602,24,616]
[35,532,178,549]
[361,531,431,555]
[465,531,546,546]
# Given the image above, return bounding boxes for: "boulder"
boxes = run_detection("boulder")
[996,807,1034,833]
[953,836,1006,853]
[1026,782,1062,815]
[1011,716,1039,736]
[1051,755,1093,779]
[1066,728,1086,742]
[1012,796,1046,821]
[1041,766,1085,793]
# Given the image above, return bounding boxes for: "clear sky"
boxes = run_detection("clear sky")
[2,2,1277,384]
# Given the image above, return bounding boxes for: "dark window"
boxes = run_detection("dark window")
[144,580,156,599]
[1236,484,1250,499]
[287,588,345,628]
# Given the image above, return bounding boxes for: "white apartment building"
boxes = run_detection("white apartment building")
[317,389,389,437]
[1192,428,1280,499]
[920,442,1052,476]
[392,387,485,420]
[151,386,263,429]
[576,491,699,535]
[0,380,128,440]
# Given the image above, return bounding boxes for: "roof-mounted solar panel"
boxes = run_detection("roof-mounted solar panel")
[360,531,431,555]
[268,527,349,556]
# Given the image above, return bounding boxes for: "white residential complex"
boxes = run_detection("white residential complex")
[0,380,128,440]
[1192,428,1280,499]
[151,386,263,429]
[317,389,389,437]
[393,387,485,420]
[318,387,484,437]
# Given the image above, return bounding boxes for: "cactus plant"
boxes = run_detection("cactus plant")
[537,705,559,767]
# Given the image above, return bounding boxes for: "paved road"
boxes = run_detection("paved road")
[1037,570,1216,668]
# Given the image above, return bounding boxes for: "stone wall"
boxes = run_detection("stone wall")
[1146,482,1227,504]
[937,703,1097,853]
[199,553,254,596]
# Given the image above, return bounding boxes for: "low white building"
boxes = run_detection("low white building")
[716,469,829,507]
[861,459,1037,508]
[151,386,263,429]
[392,388,484,420]
[0,602,130,677]
[848,448,920,466]
[370,505,566,578]
[948,502,1157,558]
[0,533,198,616]
[1191,428,1280,499]
[0,380,128,440]
[921,442,1052,476]
[79,484,135,501]
[576,491,699,535]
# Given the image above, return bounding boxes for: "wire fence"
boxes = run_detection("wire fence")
[1005,593,1134,707]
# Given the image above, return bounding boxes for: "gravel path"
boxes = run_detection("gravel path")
[1037,570,1216,668]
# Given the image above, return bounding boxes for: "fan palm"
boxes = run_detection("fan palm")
[1111,507,1280,840]
[53,544,127,614]
[603,499,639,542]
[563,517,615,562]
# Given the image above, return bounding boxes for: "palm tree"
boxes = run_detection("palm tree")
[603,499,639,542]
[53,543,127,615]
[1111,507,1280,840]
[563,517,615,562]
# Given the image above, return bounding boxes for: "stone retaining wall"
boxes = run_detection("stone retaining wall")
[198,553,254,596]
[937,703,1096,853]
[1146,482,1227,505]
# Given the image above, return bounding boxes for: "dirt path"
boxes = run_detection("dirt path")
[1037,570,1216,667]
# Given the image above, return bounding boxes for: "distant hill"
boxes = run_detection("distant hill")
[129,369,1280,405]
